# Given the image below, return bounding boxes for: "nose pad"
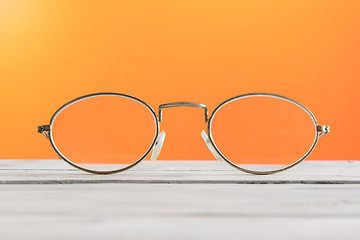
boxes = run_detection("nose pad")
[201,130,224,162]
[150,131,166,161]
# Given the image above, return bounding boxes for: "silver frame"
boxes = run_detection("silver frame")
[38,92,329,175]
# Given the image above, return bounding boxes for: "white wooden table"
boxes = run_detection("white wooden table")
[0,160,359,240]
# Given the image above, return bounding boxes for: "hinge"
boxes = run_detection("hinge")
[317,125,330,134]
[38,125,50,133]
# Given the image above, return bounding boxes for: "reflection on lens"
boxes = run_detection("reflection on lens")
[210,95,317,172]
[51,94,157,172]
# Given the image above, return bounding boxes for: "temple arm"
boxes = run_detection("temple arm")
[38,125,50,140]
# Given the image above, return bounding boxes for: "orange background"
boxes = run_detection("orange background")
[0,0,359,160]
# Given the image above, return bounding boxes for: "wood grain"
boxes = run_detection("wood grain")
[0,160,359,240]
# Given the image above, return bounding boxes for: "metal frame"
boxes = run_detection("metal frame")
[39,92,159,175]
[38,92,330,175]
[158,102,209,122]
[206,92,329,175]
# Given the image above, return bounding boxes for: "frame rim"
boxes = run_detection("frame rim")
[207,92,320,175]
[48,92,160,175]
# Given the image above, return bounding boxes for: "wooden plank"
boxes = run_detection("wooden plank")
[0,160,360,184]
[0,184,360,239]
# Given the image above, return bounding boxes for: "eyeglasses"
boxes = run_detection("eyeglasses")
[38,92,330,175]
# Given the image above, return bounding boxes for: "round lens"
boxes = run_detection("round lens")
[210,94,317,173]
[50,94,158,172]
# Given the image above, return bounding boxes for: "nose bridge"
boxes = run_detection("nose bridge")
[158,102,209,123]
